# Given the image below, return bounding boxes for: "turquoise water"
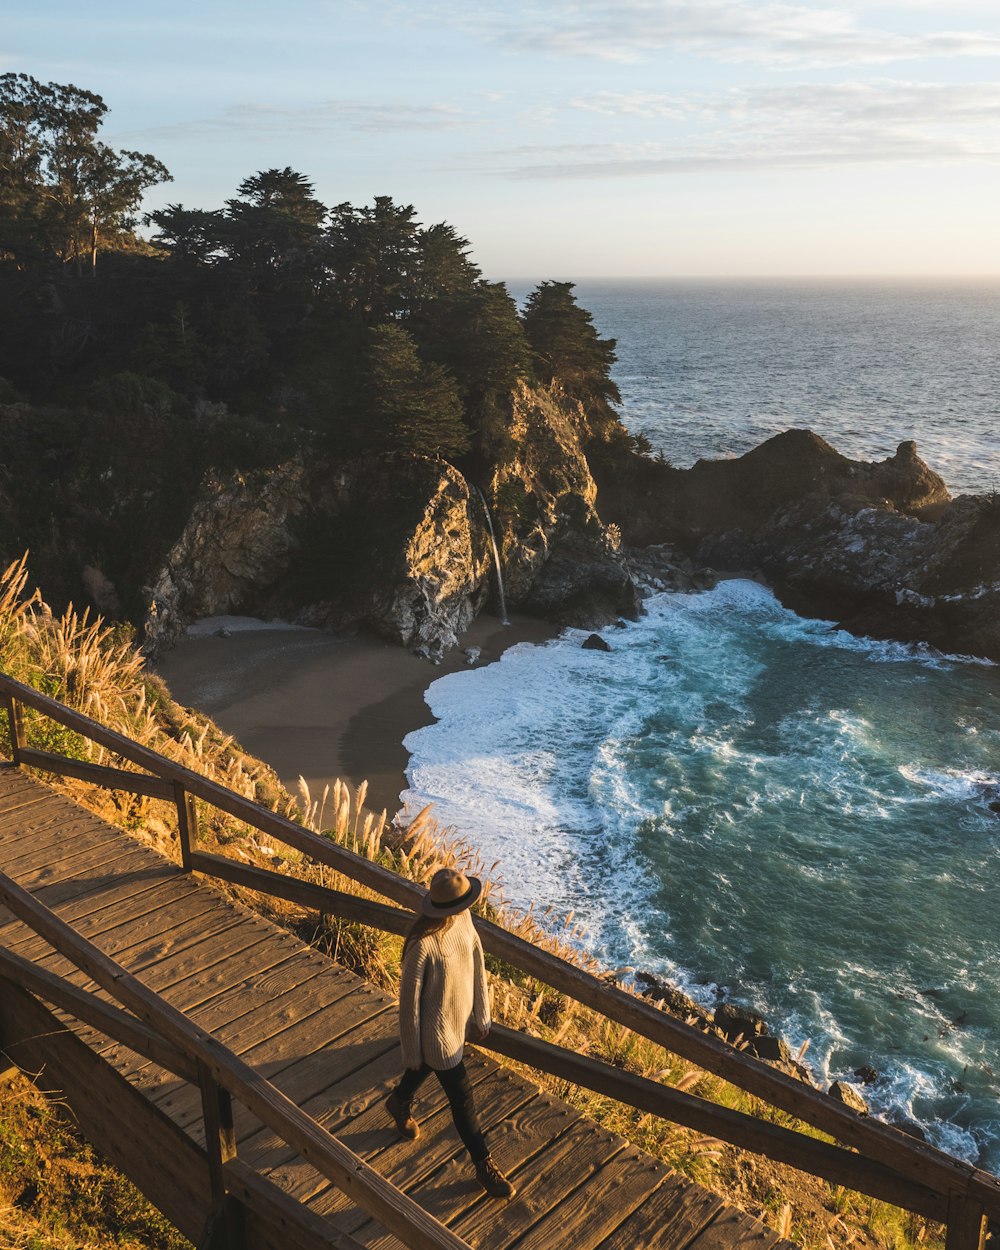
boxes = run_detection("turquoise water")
[403,582,1000,1164]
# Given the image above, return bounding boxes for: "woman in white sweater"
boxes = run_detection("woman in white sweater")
[385,867,515,1199]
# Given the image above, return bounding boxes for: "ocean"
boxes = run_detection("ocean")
[513,277,1000,496]
[403,279,1000,1165]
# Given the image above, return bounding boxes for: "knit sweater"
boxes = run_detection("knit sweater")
[398,910,491,1070]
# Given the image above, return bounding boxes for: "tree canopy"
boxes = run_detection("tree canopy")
[0,73,624,463]
[522,280,621,420]
[0,72,170,271]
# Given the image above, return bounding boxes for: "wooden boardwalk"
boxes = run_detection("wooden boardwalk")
[0,763,790,1249]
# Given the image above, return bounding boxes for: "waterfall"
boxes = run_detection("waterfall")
[472,487,510,625]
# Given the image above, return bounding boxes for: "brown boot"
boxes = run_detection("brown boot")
[385,1092,419,1139]
[475,1154,515,1199]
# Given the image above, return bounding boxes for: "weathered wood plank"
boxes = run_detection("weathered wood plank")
[302,1058,536,1235]
[15,886,236,975]
[152,978,394,1134]
[685,1207,790,1250]
[83,944,340,1101]
[92,958,342,1108]
[179,999,399,1149]
[0,847,167,929]
[451,1114,611,1250]
[224,1157,367,1250]
[349,1086,591,1250]
[0,860,175,947]
[506,1147,674,1250]
[0,946,197,1082]
[240,1046,409,1180]
[0,821,138,884]
[95,945,343,1072]
[0,775,60,821]
[594,1178,727,1250]
[1,859,211,951]
[0,804,137,852]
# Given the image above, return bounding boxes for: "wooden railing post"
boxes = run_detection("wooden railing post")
[174,783,198,872]
[198,1060,245,1250]
[946,1194,987,1250]
[3,695,25,766]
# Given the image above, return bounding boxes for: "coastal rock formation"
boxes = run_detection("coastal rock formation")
[829,1081,869,1116]
[489,383,639,626]
[145,460,308,654]
[597,429,949,549]
[598,430,1000,661]
[297,456,491,656]
[145,455,492,658]
[143,383,640,656]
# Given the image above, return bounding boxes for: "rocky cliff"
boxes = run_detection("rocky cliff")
[487,383,639,627]
[144,383,636,657]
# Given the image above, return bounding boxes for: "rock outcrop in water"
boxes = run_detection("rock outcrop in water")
[597,429,1000,662]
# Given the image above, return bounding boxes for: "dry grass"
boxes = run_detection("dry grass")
[0,554,943,1250]
[0,1071,190,1250]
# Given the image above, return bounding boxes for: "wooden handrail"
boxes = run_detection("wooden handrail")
[197,848,995,1222]
[0,867,474,1250]
[481,1024,947,1220]
[0,944,198,1082]
[188,851,413,936]
[17,746,175,800]
[3,670,998,1245]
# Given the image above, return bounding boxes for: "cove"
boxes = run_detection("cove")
[403,580,1000,1166]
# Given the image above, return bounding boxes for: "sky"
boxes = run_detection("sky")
[5,0,1000,278]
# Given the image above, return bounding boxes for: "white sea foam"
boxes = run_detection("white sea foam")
[403,580,1000,1164]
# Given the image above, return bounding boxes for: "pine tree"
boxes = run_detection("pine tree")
[362,324,470,458]
[521,281,621,425]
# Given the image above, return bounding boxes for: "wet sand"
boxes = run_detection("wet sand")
[153,614,558,817]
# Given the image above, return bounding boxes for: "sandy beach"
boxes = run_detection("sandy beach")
[153,613,558,817]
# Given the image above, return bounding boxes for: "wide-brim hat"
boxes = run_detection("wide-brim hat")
[421,868,483,917]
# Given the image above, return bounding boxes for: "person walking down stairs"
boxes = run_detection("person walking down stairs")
[386,868,516,1200]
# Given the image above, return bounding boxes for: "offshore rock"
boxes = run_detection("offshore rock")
[581,633,612,652]
[598,430,1000,660]
[634,972,703,1021]
[714,1002,769,1042]
[597,430,949,549]
[829,1081,869,1115]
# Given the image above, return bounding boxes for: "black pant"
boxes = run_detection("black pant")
[394,1059,487,1162]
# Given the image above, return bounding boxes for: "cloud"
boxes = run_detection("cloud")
[117,99,470,144]
[421,0,1000,67]
[504,81,1000,177]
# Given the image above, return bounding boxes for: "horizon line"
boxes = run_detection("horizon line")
[495,272,1000,283]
